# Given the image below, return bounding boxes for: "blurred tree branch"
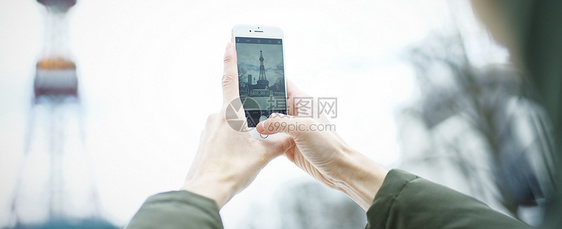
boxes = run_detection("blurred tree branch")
[400,31,554,222]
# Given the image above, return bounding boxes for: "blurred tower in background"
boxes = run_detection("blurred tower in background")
[34,0,78,100]
[4,0,116,228]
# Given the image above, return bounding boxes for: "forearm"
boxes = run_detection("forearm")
[334,147,388,211]
[181,176,237,209]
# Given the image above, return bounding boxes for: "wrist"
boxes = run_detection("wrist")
[333,147,388,210]
[181,178,235,209]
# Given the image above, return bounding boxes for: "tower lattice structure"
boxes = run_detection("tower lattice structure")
[3,0,115,228]
[255,50,269,89]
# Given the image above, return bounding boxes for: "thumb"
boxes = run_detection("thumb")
[222,42,240,108]
[256,113,316,138]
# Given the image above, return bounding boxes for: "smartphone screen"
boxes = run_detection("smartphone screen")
[235,37,287,127]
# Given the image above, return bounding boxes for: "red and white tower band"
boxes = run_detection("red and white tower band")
[34,0,79,101]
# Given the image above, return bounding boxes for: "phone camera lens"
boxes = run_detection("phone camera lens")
[249,30,252,32]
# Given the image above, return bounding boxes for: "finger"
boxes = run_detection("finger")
[284,146,296,163]
[222,42,239,107]
[285,79,311,116]
[286,79,307,99]
[260,134,295,160]
[286,79,333,124]
[256,113,315,137]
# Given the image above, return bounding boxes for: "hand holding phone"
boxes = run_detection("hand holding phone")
[181,43,294,208]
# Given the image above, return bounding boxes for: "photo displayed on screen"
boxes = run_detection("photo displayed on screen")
[236,37,287,127]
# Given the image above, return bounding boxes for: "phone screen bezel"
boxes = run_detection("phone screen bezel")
[232,25,288,128]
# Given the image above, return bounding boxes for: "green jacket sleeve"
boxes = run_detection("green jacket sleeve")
[126,191,223,229]
[366,169,533,229]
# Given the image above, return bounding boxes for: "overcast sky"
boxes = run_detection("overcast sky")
[0,0,508,227]
[237,42,284,86]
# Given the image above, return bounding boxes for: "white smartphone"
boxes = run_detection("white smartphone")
[232,25,288,128]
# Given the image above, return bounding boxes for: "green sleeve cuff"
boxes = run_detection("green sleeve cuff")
[126,191,223,229]
[366,169,418,229]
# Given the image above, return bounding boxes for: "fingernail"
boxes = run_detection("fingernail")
[257,120,266,133]
[269,113,282,118]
